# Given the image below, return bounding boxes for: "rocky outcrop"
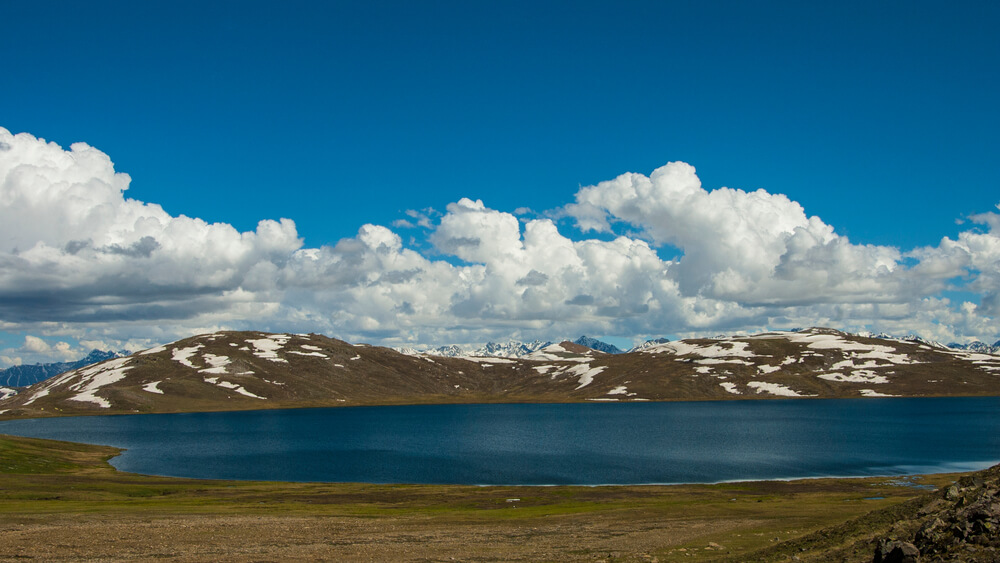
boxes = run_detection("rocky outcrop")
[871,465,1000,562]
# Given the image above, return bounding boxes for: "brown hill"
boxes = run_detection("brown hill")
[1,328,999,418]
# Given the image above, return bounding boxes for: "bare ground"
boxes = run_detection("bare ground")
[0,434,965,562]
[0,512,761,562]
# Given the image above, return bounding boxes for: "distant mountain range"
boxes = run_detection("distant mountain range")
[945,340,1000,355]
[402,332,1000,358]
[0,350,128,388]
[396,339,553,358]
[1,328,997,405]
[397,335,629,357]
[3,327,1000,419]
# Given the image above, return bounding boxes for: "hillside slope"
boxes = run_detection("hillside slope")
[0,350,126,388]
[1,328,999,418]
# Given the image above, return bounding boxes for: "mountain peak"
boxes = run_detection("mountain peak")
[0,349,128,388]
[573,336,623,354]
[628,338,670,353]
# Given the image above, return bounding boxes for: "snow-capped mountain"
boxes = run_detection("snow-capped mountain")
[573,336,623,354]
[947,341,1000,355]
[628,338,671,353]
[399,337,627,358]
[0,349,130,388]
[401,330,1000,360]
[5,327,1000,419]
[397,340,552,358]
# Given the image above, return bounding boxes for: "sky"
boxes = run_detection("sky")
[2,0,999,366]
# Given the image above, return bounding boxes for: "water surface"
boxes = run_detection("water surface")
[0,397,997,485]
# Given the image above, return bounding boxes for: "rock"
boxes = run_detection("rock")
[917,499,947,516]
[873,540,920,563]
[945,485,961,501]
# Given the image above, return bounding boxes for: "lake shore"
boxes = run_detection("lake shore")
[0,433,973,562]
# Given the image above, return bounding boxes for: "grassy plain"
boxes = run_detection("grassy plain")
[0,433,964,562]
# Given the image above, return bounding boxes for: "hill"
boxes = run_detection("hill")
[1,328,999,418]
[0,350,126,388]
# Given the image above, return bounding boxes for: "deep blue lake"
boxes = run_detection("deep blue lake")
[1,398,998,485]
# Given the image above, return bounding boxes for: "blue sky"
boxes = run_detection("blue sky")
[2,1,1000,364]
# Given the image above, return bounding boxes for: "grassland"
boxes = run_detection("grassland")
[0,433,967,562]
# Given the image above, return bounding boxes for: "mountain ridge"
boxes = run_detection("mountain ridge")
[0,350,128,388]
[3,327,1000,419]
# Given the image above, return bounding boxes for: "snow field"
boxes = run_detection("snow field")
[204,376,265,399]
[198,354,231,375]
[859,389,896,397]
[818,371,890,384]
[171,345,204,369]
[747,381,807,397]
[246,335,292,363]
[569,364,607,389]
[289,350,329,358]
[65,357,135,408]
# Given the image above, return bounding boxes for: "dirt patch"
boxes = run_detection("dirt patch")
[0,513,757,562]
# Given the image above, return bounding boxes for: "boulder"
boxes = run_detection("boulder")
[873,540,920,563]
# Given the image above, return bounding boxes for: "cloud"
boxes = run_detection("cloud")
[562,162,917,305]
[910,207,1000,316]
[1,127,997,350]
[0,355,21,367]
[0,335,80,367]
[0,128,302,325]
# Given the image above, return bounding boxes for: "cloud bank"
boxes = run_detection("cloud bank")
[1,127,996,363]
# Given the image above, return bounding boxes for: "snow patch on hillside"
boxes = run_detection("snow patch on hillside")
[66,357,134,408]
[860,389,897,397]
[289,350,329,358]
[458,356,515,363]
[215,380,265,399]
[143,381,164,394]
[818,370,890,384]
[171,345,204,369]
[198,354,231,374]
[645,340,756,359]
[246,335,291,363]
[568,364,607,389]
[720,382,741,394]
[695,358,752,365]
[747,381,806,397]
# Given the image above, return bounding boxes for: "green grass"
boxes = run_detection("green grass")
[0,433,964,561]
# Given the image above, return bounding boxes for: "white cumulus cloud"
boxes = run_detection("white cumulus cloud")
[0,128,302,325]
[563,161,939,306]
[1,127,998,358]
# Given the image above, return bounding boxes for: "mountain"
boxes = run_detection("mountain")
[572,336,623,354]
[628,338,671,353]
[947,340,1000,355]
[398,340,552,358]
[3,328,1000,419]
[0,350,128,388]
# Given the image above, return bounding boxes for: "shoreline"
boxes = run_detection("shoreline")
[0,433,983,561]
[5,391,1000,422]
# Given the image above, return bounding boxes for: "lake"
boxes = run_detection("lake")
[1,398,998,485]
